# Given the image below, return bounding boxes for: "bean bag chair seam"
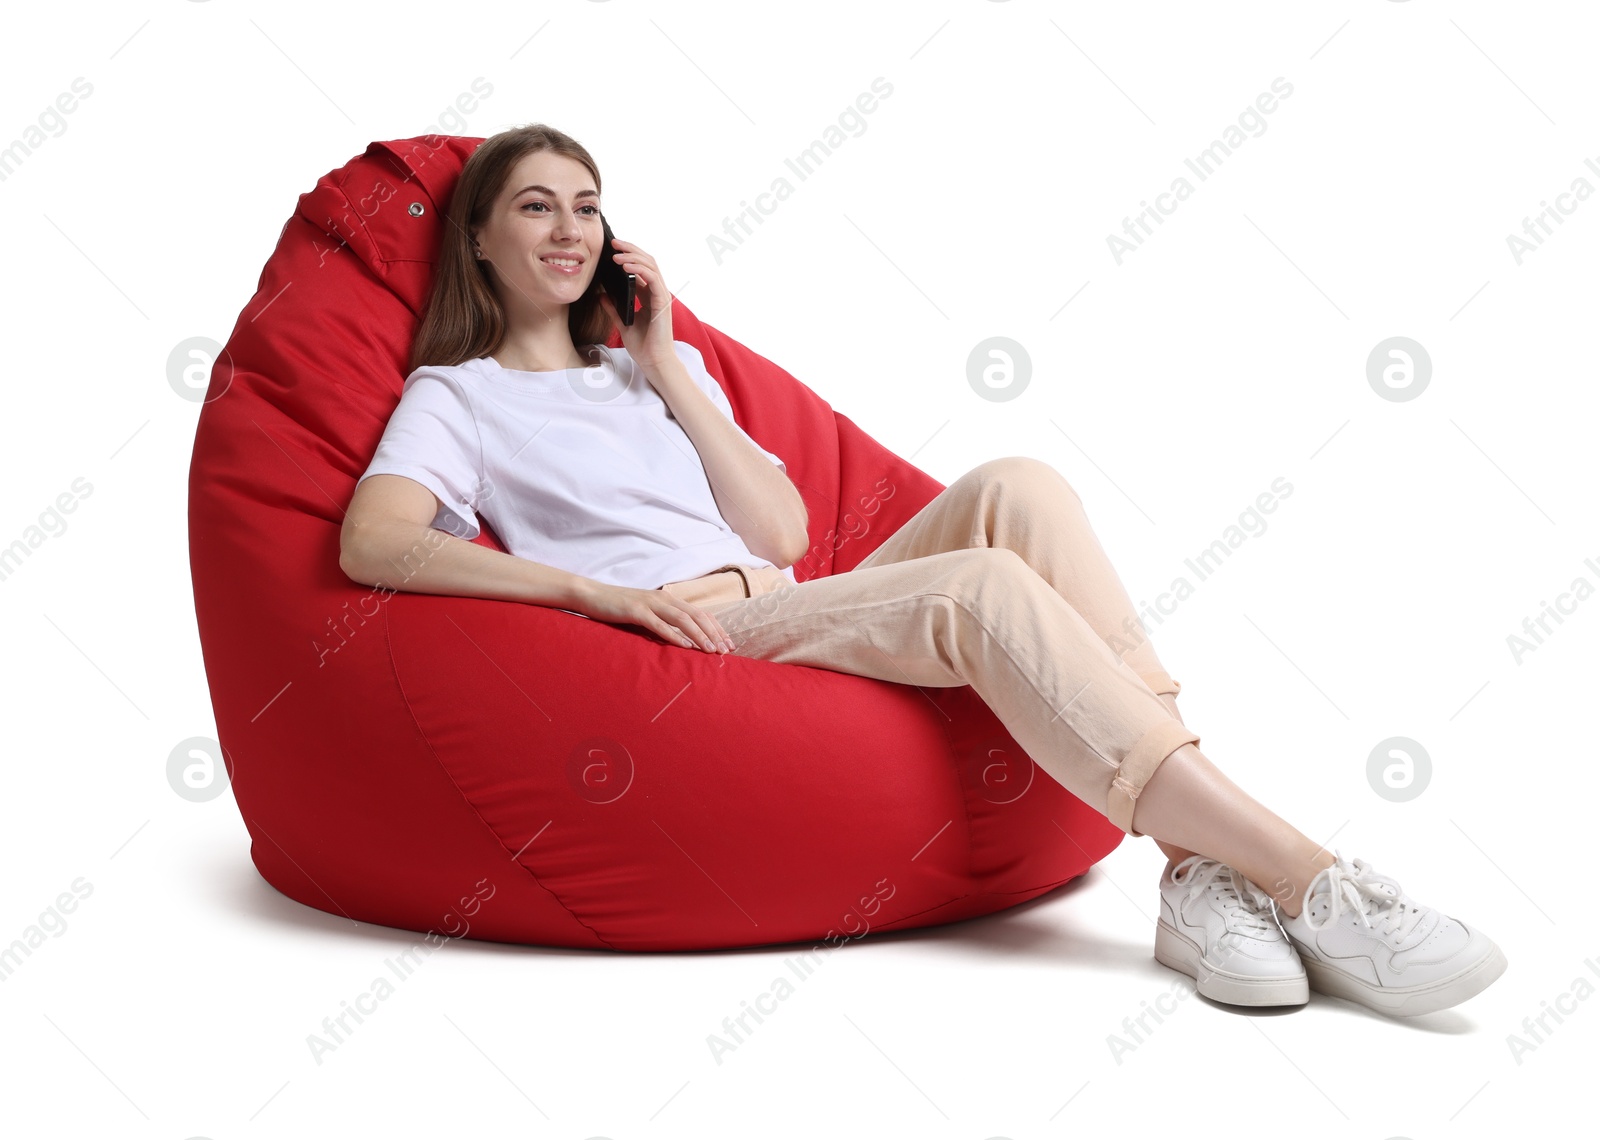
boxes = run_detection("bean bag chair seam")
[874,894,975,930]
[937,701,982,891]
[303,161,421,312]
[330,152,411,273]
[988,878,1079,896]
[380,597,619,950]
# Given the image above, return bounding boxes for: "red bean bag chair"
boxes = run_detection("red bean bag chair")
[187,135,1123,951]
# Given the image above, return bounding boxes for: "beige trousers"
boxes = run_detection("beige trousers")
[655,456,1200,836]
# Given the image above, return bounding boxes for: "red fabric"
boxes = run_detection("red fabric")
[187,136,1121,951]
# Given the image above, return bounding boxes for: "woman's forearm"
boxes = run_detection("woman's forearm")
[644,355,808,568]
[341,521,596,610]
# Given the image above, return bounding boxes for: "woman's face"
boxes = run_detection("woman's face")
[473,150,602,315]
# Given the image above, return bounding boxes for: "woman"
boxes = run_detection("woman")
[344,124,1506,1017]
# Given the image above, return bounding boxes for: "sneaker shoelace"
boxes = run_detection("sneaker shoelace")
[1173,857,1277,936]
[1303,852,1429,942]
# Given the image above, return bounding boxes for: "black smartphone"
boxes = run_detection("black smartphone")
[598,214,636,326]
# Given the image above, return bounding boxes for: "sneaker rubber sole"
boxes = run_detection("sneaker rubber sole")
[1154,918,1310,1007]
[1296,938,1509,1017]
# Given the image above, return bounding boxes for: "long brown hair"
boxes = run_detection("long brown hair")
[407,124,613,373]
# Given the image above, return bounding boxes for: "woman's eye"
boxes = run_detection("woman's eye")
[521,203,600,214]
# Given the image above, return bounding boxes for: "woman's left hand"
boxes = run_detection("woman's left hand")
[597,237,675,375]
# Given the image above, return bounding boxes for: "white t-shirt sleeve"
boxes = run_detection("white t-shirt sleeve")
[357,367,484,540]
[673,340,787,474]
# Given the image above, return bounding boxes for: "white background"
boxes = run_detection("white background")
[1,1,1595,1136]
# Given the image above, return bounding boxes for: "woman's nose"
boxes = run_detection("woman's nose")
[553,210,581,240]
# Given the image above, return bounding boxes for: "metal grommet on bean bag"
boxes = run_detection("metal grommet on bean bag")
[186,136,1122,950]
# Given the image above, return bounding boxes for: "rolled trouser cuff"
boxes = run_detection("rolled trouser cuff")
[1139,670,1182,697]
[1106,720,1201,837]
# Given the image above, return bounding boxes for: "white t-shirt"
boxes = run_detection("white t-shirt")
[357,339,798,593]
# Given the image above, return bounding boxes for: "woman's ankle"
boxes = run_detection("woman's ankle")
[1272,846,1338,919]
[1153,838,1197,869]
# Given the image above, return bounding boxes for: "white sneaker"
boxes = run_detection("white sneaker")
[1154,855,1309,1007]
[1276,851,1508,1017]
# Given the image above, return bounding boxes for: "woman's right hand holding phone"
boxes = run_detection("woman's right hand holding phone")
[570,582,735,654]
